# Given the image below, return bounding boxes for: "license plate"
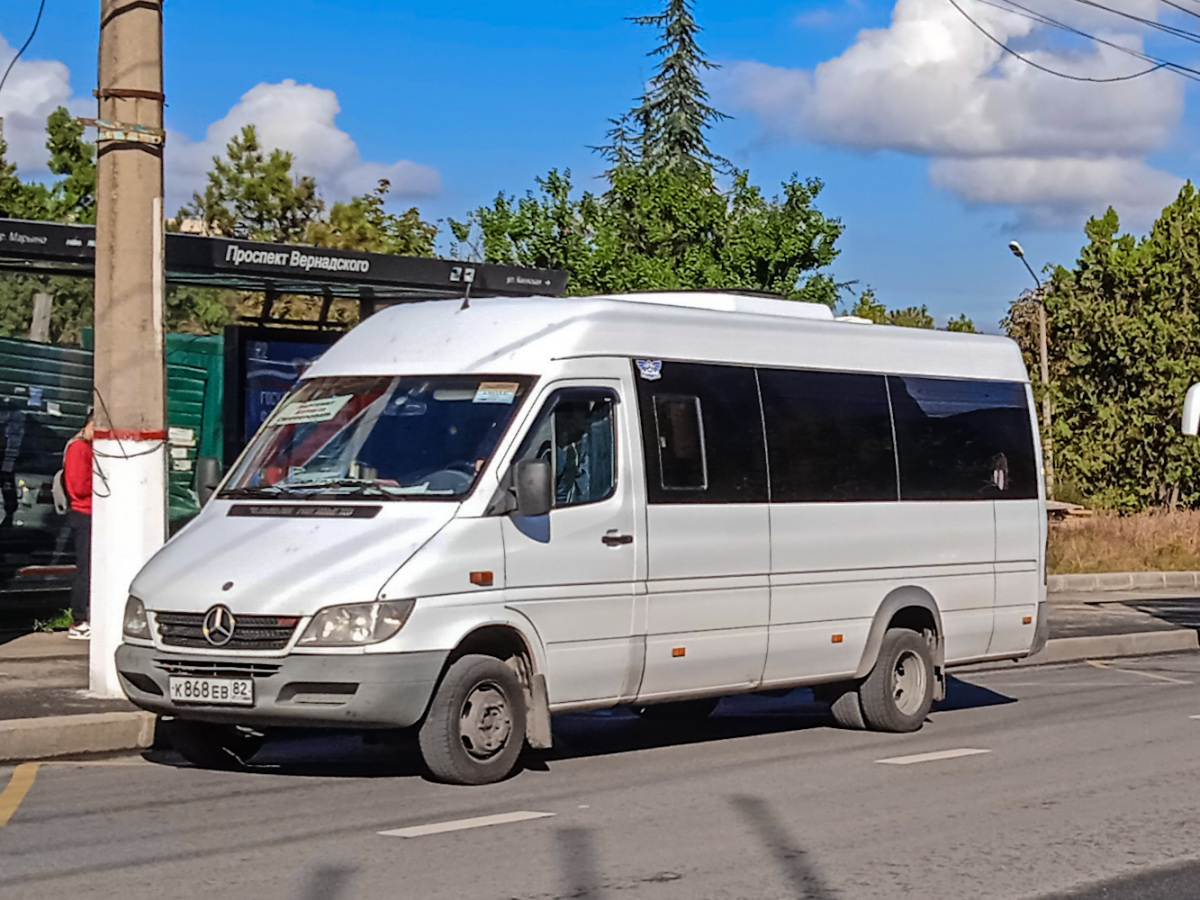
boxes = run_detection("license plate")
[168,676,254,706]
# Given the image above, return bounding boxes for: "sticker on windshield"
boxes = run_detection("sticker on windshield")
[473,382,520,404]
[636,359,663,381]
[270,394,353,426]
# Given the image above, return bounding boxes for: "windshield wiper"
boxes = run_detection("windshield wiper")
[292,478,401,500]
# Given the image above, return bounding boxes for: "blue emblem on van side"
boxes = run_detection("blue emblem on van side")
[636,359,663,381]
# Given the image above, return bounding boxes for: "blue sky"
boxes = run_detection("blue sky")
[3,0,1198,330]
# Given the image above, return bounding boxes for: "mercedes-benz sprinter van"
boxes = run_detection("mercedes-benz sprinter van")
[117,292,1047,784]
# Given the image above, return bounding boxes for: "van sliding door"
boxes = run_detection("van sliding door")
[631,360,770,700]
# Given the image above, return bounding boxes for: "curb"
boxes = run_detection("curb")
[962,629,1200,671]
[0,712,157,764]
[3,631,1199,763]
[1049,571,1200,593]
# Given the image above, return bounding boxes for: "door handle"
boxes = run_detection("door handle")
[602,530,633,546]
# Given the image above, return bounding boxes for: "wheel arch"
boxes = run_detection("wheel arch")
[854,586,946,699]
[438,614,553,749]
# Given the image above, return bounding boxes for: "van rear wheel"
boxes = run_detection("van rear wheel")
[164,719,264,770]
[418,654,527,785]
[858,628,934,733]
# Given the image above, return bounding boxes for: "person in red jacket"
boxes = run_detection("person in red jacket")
[64,410,94,640]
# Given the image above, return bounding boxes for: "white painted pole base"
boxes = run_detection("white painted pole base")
[90,438,167,697]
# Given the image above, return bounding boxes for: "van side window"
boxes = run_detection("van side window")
[516,390,616,508]
[634,361,768,504]
[889,376,1039,501]
[652,395,707,490]
[758,369,897,502]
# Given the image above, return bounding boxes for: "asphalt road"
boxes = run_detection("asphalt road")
[4,654,1200,900]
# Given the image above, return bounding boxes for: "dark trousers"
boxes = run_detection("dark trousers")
[68,510,91,623]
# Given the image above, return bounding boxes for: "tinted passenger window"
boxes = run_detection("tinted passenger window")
[635,361,768,504]
[516,390,616,508]
[758,369,897,502]
[889,376,1038,501]
[653,395,708,490]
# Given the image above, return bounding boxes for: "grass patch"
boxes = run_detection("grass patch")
[1050,510,1200,574]
[31,609,74,633]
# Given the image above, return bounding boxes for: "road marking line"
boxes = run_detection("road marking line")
[379,810,555,838]
[1188,715,1200,720]
[876,748,990,766]
[0,764,41,827]
[1086,660,1191,685]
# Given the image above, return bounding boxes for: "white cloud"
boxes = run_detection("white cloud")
[0,35,441,210]
[167,79,441,210]
[725,0,1187,223]
[0,34,89,174]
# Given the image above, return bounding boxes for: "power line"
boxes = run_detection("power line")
[973,0,1200,82]
[947,0,1168,81]
[1059,0,1200,46]
[0,0,48,99]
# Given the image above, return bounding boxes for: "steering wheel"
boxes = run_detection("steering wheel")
[422,462,475,493]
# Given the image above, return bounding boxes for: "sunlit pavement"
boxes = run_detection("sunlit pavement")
[4,653,1200,899]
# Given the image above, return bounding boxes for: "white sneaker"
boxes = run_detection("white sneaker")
[67,622,91,640]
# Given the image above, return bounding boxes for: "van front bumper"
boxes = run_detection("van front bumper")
[115,643,447,729]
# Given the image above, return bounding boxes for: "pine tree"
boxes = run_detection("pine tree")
[602,0,731,174]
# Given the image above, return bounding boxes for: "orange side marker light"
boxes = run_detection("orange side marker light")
[469,571,494,587]
[672,647,686,658]
[831,634,844,644]
[1022,615,1033,625]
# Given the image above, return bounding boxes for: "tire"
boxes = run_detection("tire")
[635,697,720,720]
[858,628,935,733]
[418,654,527,785]
[826,685,867,730]
[164,718,265,770]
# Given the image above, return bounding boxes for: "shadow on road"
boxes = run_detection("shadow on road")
[144,679,1015,781]
[732,795,838,899]
[933,674,1016,713]
[296,864,355,900]
[1115,596,1200,632]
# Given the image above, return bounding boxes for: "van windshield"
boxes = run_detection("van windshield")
[221,375,532,501]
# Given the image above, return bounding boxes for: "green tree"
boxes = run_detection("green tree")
[604,0,730,174]
[179,125,323,242]
[887,305,935,329]
[945,313,977,333]
[849,288,887,323]
[462,1,843,302]
[1004,185,1200,510]
[44,107,96,224]
[305,179,436,256]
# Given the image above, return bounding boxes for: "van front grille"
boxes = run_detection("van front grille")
[154,659,283,679]
[154,611,298,651]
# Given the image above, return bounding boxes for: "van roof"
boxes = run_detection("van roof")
[305,293,1029,383]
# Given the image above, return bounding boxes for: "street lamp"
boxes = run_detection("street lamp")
[1008,240,1053,500]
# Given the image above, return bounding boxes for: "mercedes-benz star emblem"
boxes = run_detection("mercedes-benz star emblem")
[202,604,236,647]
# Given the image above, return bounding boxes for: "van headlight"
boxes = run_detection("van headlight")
[298,600,415,647]
[123,596,150,640]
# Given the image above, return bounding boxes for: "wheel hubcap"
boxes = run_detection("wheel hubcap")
[459,682,512,760]
[892,650,927,717]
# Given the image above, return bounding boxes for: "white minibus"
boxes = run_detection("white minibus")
[117,292,1047,784]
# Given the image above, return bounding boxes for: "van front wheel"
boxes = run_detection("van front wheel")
[418,654,527,785]
[858,628,934,733]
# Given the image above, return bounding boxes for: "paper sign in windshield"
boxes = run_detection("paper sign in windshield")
[271,394,353,426]
[473,382,520,404]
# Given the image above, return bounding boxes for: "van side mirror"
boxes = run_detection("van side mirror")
[1184,383,1200,436]
[195,457,224,506]
[513,458,553,516]
[486,457,554,517]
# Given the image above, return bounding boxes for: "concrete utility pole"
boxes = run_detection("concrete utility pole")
[91,0,167,696]
[29,292,52,342]
[1008,241,1054,502]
